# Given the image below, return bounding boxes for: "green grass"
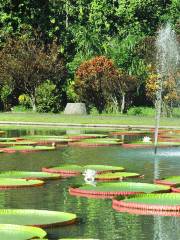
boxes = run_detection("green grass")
[0,112,180,127]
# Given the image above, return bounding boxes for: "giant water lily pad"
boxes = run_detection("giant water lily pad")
[0,209,77,227]
[7,145,55,152]
[0,171,61,180]
[24,135,73,144]
[0,141,37,146]
[113,193,180,211]
[67,133,108,140]
[42,164,125,176]
[0,178,44,189]
[69,138,122,147]
[0,138,20,142]
[69,182,170,198]
[172,186,180,193]
[109,130,149,136]
[95,172,140,181]
[0,224,46,240]
[123,140,180,148]
[155,176,180,186]
[42,164,83,175]
[84,165,125,173]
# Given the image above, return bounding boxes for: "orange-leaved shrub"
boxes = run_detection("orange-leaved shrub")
[74,56,119,113]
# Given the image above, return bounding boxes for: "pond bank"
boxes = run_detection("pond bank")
[0,121,180,130]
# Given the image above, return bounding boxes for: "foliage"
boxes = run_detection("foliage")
[0,37,67,111]
[0,0,179,112]
[36,80,58,113]
[127,107,155,116]
[18,94,31,108]
[146,67,180,117]
[0,84,12,111]
[11,105,32,112]
[75,56,119,113]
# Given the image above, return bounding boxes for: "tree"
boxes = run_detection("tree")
[0,37,67,111]
[75,56,119,113]
[146,66,180,117]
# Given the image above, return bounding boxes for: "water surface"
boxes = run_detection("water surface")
[0,128,179,240]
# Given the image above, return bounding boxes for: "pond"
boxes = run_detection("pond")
[0,128,179,240]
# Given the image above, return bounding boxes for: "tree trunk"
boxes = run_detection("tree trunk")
[121,93,125,114]
[30,96,36,112]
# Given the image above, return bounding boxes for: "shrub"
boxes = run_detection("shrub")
[75,56,119,113]
[0,37,67,111]
[36,80,58,113]
[0,84,12,111]
[127,107,155,116]
[18,94,31,108]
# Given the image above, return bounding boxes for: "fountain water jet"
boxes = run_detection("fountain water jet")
[154,23,180,154]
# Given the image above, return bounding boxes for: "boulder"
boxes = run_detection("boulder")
[64,103,87,115]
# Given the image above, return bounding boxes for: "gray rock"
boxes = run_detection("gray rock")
[64,103,87,115]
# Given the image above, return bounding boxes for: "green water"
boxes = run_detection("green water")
[0,128,179,240]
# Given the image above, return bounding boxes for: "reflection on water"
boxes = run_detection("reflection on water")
[0,128,179,239]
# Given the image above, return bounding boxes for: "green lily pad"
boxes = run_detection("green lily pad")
[80,138,122,145]
[25,135,68,139]
[67,133,108,139]
[69,182,170,198]
[84,165,125,172]
[0,141,37,146]
[155,176,180,187]
[0,138,18,142]
[0,209,77,227]
[42,164,83,175]
[95,172,140,181]
[113,193,180,210]
[24,135,72,143]
[42,164,125,175]
[0,171,61,180]
[0,178,44,188]
[7,145,55,152]
[0,224,46,240]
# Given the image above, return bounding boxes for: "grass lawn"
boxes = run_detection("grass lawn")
[0,112,180,128]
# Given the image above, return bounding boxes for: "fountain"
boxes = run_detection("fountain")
[154,23,180,154]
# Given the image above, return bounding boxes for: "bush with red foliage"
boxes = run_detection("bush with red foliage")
[75,56,119,113]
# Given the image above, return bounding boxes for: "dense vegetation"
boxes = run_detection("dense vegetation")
[0,0,179,114]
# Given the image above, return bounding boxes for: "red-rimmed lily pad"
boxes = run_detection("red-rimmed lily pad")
[0,224,46,240]
[109,131,150,136]
[0,178,44,189]
[155,176,180,186]
[171,186,180,193]
[42,164,125,176]
[69,138,122,147]
[42,164,83,176]
[69,182,170,199]
[84,165,125,173]
[5,145,55,153]
[67,133,108,140]
[112,193,180,212]
[95,172,140,181]
[24,135,74,144]
[0,137,21,142]
[0,209,77,228]
[0,171,61,180]
[112,206,180,217]
[123,141,180,148]
[0,141,37,147]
